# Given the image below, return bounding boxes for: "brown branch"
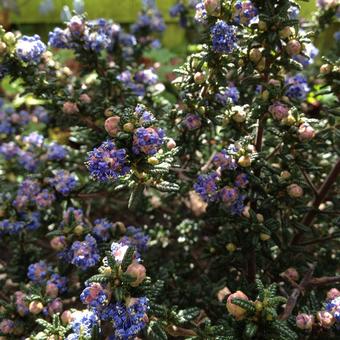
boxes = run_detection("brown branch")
[307,276,340,287]
[266,143,282,161]
[291,159,340,245]
[280,264,316,320]
[299,167,318,196]
[298,233,340,246]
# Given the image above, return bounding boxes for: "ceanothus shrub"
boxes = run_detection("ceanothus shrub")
[0,0,339,339]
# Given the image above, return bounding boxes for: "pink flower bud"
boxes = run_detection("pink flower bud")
[61,310,73,324]
[29,301,44,315]
[46,283,59,298]
[287,184,303,198]
[286,40,302,56]
[79,93,92,104]
[268,102,289,120]
[327,288,340,300]
[48,298,63,316]
[282,267,299,281]
[50,236,66,251]
[63,102,79,115]
[0,319,14,334]
[104,116,121,137]
[296,313,314,330]
[317,311,335,328]
[167,139,176,150]
[126,262,146,287]
[226,291,249,320]
[194,72,206,84]
[68,16,85,34]
[204,0,221,16]
[298,123,315,141]
[217,287,231,302]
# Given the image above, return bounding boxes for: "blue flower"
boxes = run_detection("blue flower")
[132,127,164,155]
[47,273,68,294]
[102,297,149,339]
[48,27,70,49]
[213,149,238,170]
[211,21,237,53]
[47,142,68,161]
[67,310,99,338]
[16,35,46,63]
[70,235,100,270]
[215,85,240,105]
[92,218,113,242]
[49,170,78,196]
[27,261,50,283]
[86,140,130,182]
[80,282,108,308]
[285,74,310,101]
[194,172,220,202]
[120,226,149,256]
[233,1,258,25]
[0,219,25,236]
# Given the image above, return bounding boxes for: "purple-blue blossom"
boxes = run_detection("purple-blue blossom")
[16,35,46,63]
[70,235,100,270]
[86,140,130,182]
[211,21,237,53]
[132,127,165,155]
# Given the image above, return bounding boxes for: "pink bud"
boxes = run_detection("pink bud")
[104,116,121,137]
[126,262,146,287]
[226,291,249,320]
[286,40,302,56]
[287,184,303,198]
[296,313,314,330]
[50,236,66,251]
[0,319,14,334]
[317,311,335,328]
[46,283,59,298]
[282,267,299,281]
[63,102,79,115]
[166,139,176,150]
[68,16,85,34]
[48,298,63,316]
[217,287,231,302]
[29,301,44,315]
[327,288,340,300]
[61,310,73,324]
[79,93,92,104]
[298,123,315,141]
[268,102,289,120]
[204,0,221,16]
[194,72,206,84]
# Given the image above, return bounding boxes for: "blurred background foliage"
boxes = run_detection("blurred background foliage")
[0,0,330,53]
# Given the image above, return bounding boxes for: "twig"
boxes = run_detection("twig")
[299,167,318,196]
[307,276,340,287]
[266,143,282,161]
[280,264,316,320]
[291,159,340,245]
[298,234,340,246]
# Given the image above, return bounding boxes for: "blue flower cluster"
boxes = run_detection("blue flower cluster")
[86,140,130,182]
[48,170,78,196]
[211,21,238,53]
[232,1,258,25]
[117,69,158,97]
[215,84,240,105]
[66,310,99,339]
[285,74,310,101]
[132,127,165,155]
[69,235,100,270]
[15,35,46,63]
[325,296,340,324]
[80,282,108,309]
[49,15,140,57]
[27,260,50,283]
[194,146,249,215]
[92,218,114,242]
[109,297,149,339]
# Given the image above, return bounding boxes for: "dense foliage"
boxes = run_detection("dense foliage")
[0,0,339,339]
